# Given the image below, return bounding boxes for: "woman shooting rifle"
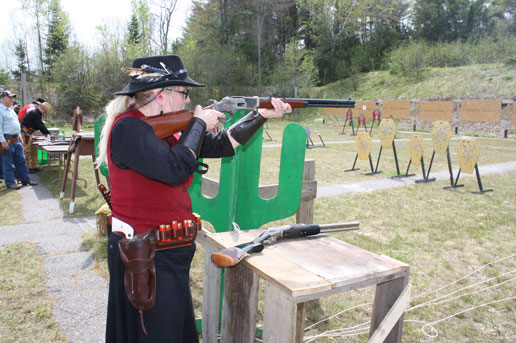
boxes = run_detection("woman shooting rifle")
[97,54,291,343]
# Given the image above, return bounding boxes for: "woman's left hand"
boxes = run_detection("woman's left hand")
[258,97,292,118]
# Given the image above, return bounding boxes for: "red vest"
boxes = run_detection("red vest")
[108,110,194,234]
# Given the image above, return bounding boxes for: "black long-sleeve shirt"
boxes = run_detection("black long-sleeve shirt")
[21,108,50,135]
[110,117,235,186]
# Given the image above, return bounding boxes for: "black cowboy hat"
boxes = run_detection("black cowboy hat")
[115,55,205,96]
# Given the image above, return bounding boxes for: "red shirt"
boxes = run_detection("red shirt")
[18,104,34,122]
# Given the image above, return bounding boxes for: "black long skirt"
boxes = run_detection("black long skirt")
[106,233,199,343]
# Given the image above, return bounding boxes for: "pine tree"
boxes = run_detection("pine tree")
[13,40,30,79]
[44,0,70,75]
[127,13,142,45]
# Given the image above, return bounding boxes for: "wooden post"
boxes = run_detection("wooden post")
[197,231,222,343]
[221,263,259,343]
[296,159,316,225]
[369,269,410,343]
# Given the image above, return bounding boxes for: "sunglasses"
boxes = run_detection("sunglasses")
[164,88,189,99]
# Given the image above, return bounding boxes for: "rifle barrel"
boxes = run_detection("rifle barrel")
[318,222,360,233]
[258,97,355,109]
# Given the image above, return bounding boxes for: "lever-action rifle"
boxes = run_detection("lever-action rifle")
[143,96,355,139]
[211,222,359,267]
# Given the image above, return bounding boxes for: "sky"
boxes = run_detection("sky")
[0,0,192,69]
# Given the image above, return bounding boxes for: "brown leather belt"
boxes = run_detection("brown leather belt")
[6,137,19,144]
[4,135,19,143]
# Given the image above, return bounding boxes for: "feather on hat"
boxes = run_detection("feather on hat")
[115,55,204,96]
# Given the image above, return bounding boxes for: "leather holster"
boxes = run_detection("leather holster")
[118,231,157,335]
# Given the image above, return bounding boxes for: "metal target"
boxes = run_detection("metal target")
[458,139,479,174]
[378,118,396,148]
[431,121,452,155]
[355,132,372,160]
[409,135,424,166]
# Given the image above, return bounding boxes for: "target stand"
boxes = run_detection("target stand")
[340,109,355,136]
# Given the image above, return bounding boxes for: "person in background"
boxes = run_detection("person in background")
[18,97,46,122]
[0,90,37,189]
[98,54,291,342]
[13,100,21,114]
[21,101,52,173]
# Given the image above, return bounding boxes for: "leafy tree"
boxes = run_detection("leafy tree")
[20,0,50,75]
[44,0,70,76]
[270,40,318,96]
[12,40,30,79]
[52,45,95,119]
[413,0,494,41]
[129,0,154,54]
[0,69,9,85]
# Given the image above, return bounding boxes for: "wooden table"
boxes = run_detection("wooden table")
[59,132,100,213]
[198,228,410,343]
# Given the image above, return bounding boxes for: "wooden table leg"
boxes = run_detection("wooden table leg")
[198,235,222,343]
[369,271,410,343]
[263,282,297,343]
[60,147,73,199]
[69,138,82,213]
[91,154,101,186]
[221,264,259,343]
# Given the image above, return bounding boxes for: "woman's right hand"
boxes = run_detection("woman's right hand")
[193,105,225,131]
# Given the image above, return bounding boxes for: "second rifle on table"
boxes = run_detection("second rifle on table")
[211,222,360,267]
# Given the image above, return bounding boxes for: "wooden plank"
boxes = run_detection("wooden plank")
[274,236,408,289]
[263,281,297,343]
[296,159,316,224]
[418,101,453,121]
[513,103,516,126]
[355,101,377,119]
[323,107,348,116]
[197,231,222,343]
[460,100,501,122]
[295,302,307,343]
[369,285,411,343]
[369,273,410,343]
[382,100,411,119]
[221,264,259,343]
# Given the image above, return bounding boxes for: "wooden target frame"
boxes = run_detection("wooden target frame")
[381,100,411,119]
[418,101,453,121]
[460,100,501,122]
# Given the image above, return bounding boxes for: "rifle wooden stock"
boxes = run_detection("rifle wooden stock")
[258,98,307,109]
[142,110,193,139]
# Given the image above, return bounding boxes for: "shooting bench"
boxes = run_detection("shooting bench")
[198,228,410,343]
[59,132,101,214]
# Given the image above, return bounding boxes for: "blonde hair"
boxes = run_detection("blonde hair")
[97,89,159,168]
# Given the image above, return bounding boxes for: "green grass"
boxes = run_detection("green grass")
[0,243,68,342]
[0,186,23,225]
[317,63,516,100]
